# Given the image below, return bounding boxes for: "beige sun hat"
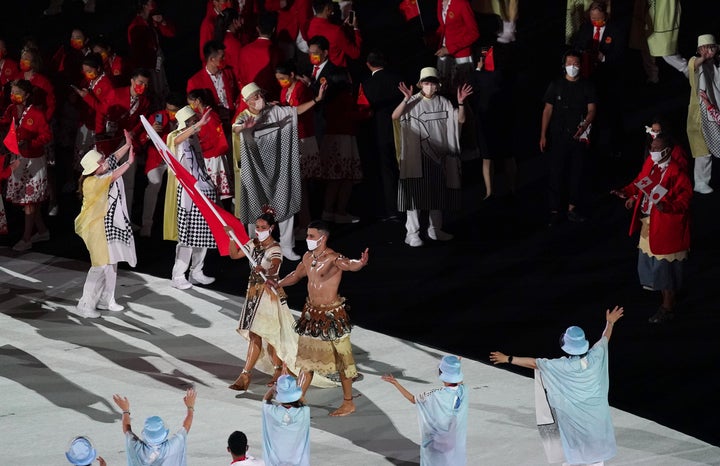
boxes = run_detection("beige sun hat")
[241,82,262,100]
[417,67,440,86]
[80,149,103,175]
[175,105,196,130]
[698,34,717,48]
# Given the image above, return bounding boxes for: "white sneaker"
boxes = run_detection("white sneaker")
[172,276,193,290]
[30,231,50,243]
[12,239,32,252]
[404,235,423,247]
[78,307,102,318]
[97,301,124,312]
[189,272,215,285]
[334,213,360,224]
[48,205,59,216]
[694,183,713,194]
[428,229,454,241]
[281,247,301,261]
[497,21,516,44]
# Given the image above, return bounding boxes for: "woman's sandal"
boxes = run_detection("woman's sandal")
[267,365,283,387]
[229,370,251,391]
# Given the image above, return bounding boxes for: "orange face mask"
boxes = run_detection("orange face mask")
[10,93,23,104]
[100,51,109,63]
[168,111,177,121]
[591,20,606,28]
[71,38,84,50]
[309,54,323,65]
[19,59,31,72]
[85,70,98,80]
[277,78,291,88]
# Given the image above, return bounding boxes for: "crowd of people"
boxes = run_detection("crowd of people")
[1,0,718,464]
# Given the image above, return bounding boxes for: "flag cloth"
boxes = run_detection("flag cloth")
[3,118,19,155]
[140,116,250,256]
[399,0,420,21]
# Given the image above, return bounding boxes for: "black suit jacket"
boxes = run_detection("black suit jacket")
[573,21,627,67]
[362,68,403,143]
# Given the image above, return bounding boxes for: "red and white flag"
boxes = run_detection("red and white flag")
[140,115,250,257]
[3,118,20,155]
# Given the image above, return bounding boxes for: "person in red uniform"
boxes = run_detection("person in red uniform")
[50,28,91,90]
[643,118,689,173]
[127,0,175,107]
[187,40,239,127]
[17,48,56,122]
[0,38,19,102]
[237,12,283,103]
[612,133,692,324]
[101,69,151,220]
[0,80,52,251]
[264,0,313,59]
[92,36,127,88]
[305,0,361,68]
[435,0,480,92]
[214,8,245,83]
[276,60,320,231]
[138,92,184,237]
[201,0,235,61]
[187,88,233,203]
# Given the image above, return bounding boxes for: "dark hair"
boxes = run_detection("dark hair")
[275,60,297,76]
[187,88,214,108]
[203,40,226,62]
[307,219,330,237]
[308,35,330,52]
[166,91,185,108]
[82,53,103,70]
[227,431,248,456]
[91,34,113,51]
[257,11,278,36]
[588,1,608,14]
[312,0,332,14]
[11,79,34,96]
[562,49,582,65]
[257,211,280,241]
[214,7,239,42]
[366,51,387,68]
[20,47,42,72]
[131,67,151,79]
[653,133,672,149]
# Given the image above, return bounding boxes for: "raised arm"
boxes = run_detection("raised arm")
[381,374,416,404]
[175,110,212,144]
[602,305,624,342]
[224,226,247,259]
[392,82,415,120]
[182,388,196,433]
[335,248,369,272]
[489,351,537,370]
[112,394,132,434]
[296,81,327,115]
[457,83,473,124]
[110,145,135,183]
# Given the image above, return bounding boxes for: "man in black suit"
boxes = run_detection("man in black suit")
[302,35,339,145]
[360,51,404,220]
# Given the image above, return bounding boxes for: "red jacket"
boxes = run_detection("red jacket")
[127,15,176,69]
[140,109,176,174]
[0,58,18,86]
[436,0,479,59]
[98,86,150,154]
[621,156,692,255]
[306,17,362,68]
[644,144,689,174]
[223,31,245,81]
[199,8,219,61]
[22,72,56,122]
[197,109,229,158]
[105,54,127,88]
[280,81,315,138]
[81,73,115,133]
[187,67,239,118]
[0,104,52,158]
[237,37,282,101]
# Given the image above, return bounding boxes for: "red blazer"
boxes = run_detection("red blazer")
[140,109,176,174]
[306,17,362,68]
[0,58,18,86]
[223,32,244,83]
[0,104,52,158]
[127,15,176,69]
[265,0,312,46]
[198,109,229,158]
[621,157,692,255]
[81,74,115,133]
[281,81,315,138]
[100,86,150,154]
[23,72,56,121]
[187,67,239,116]
[237,38,282,101]
[436,0,479,59]
[105,54,127,88]
[50,45,88,88]
[199,8,219,61]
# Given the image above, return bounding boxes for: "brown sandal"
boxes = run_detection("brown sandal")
[229,370,251,391]
[266,365,283,387]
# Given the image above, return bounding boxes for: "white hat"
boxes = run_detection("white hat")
[241,82,262,100]
[438,355,463,383]
[275,375,303,403]
[698,34,717,48]
[80,149,103,175]
[175,105,196,130]
[417,67,440,86]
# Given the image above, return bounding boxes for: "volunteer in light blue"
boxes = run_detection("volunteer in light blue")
[491,305,624,466]
[382,355,469,466]
[65,435,106,466]
[262,374,310,466]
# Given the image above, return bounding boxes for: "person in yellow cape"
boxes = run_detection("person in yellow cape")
[74,131,136,318]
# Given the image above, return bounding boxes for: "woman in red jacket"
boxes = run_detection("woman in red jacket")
[17,47,56,122]
[1,80,52,251]
[187,88,232,201]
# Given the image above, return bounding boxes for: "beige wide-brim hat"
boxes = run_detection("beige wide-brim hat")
[176,105,196,130]
[698,34,717,48]
[417,66,440,87]
[241,82,261,100]
[80,149,103,175]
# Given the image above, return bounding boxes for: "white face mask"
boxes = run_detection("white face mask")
[421,83,437,97]
[650,148,668,163]
[252,97,265,112]
[306,235,324,251]
[565,65,580,78]
[256,229,271,241]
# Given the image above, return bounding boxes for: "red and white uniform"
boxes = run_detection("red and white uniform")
[305,16,362,67]
[198,108,232,199]
[436,0,479,59]
[187,67,239,121]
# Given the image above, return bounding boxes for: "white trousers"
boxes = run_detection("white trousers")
[694,154,713,187]
[279,217,295,251]
[77,264,118,311]
[405,210,442,236]
[172,244,207,279]
[142,166,167,230]
[122,160,137,223]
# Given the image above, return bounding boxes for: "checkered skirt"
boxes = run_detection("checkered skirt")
[176,185,217,249]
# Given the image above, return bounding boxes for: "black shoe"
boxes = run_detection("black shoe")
[648,307,674,324]
[567,210,586,223]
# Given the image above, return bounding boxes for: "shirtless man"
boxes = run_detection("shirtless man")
[267,220,369,416]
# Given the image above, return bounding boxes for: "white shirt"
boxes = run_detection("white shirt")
[207,67,229,109]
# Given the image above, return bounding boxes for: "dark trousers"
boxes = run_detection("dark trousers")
[548,137,588,212]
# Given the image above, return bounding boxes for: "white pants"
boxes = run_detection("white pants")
[142,166,167,230]
[122,160,137,223]
[694,154,715,187]
[77,264,118,311]
[405,210,442,237]
[279,217,295,251]
[172,244,207,279]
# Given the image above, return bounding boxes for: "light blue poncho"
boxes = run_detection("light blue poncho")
[125,428,187,466]
[415,384,468,466]
[262,402,310,466]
